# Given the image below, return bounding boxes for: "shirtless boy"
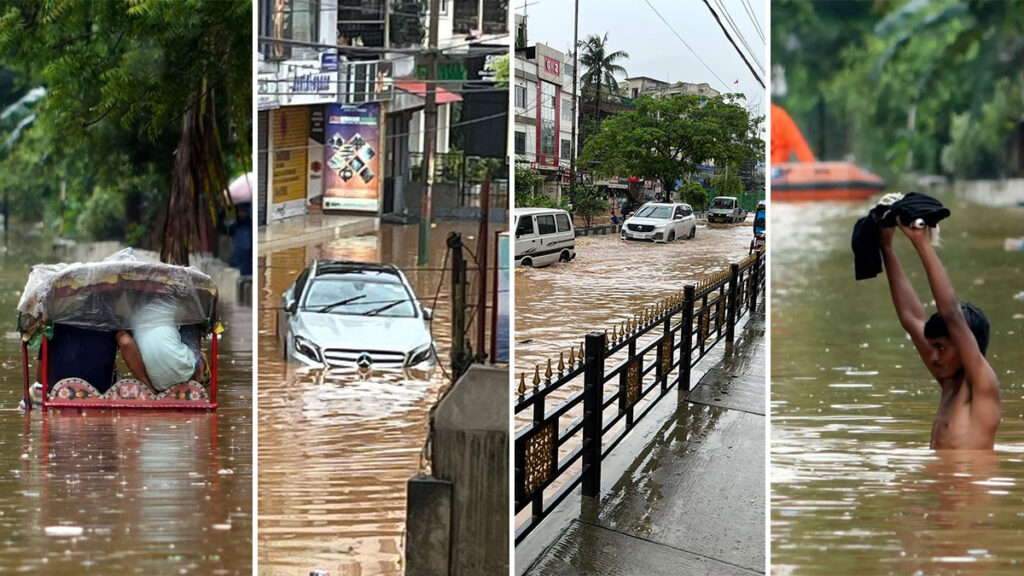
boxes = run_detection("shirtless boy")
[881,222,1000,449]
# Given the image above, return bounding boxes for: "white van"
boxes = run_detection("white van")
[514,208,576,268]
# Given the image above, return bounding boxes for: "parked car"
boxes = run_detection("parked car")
[621,202,697,242]
[276,261,435,372]
[514,207,576,268]
[707,196,747,223]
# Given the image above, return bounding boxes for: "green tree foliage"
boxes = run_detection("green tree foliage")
[681,180,708,211]
[569,185,607,227]
[579,94,763,190]
[0,0,251,261]
[578,32,629,125]
[773,0,1024,179]
[711,165,744,198]
[515,164,543,206]
[77,186,126,241]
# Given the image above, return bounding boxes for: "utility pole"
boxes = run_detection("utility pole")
[476,169,490,360]
[418,0,441,266]
[569,0,579,200]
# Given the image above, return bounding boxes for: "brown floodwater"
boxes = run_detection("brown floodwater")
[771,195,1024,575]
[0,230,253,575]
[257,220,503,576]
[514,221,759,530]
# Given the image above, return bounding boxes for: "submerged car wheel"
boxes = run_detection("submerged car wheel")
[521,257,533,268]
[559,250,571,262]
[667,231,675,242]
[689,225,696,239]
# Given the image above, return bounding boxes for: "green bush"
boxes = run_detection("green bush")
[76,187,125,241]
[515,165,544,206]
[570,185,608,227]
[681,181,708,211]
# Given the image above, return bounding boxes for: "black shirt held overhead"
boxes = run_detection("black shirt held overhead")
[851,192,950,280]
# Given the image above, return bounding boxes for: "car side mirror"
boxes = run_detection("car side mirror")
[422,307,433,321]
[284,297,297,313]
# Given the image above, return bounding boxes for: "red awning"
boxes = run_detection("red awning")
[395,81,463,104]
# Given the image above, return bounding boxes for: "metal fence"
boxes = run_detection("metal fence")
[513,249,765,543]
[408,152,509,210]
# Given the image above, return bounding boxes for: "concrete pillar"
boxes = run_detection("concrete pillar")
[405,474,453,575]
[429,364,509,575]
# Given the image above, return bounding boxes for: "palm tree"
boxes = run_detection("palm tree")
[578,33,629,126]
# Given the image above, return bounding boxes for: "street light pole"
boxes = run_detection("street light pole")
[418,0,441,266]
[569,0,579,200]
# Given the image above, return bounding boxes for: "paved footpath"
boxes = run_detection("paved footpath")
[522,309,765,576]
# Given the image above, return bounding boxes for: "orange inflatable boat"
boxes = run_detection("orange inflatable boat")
[771,161,885,201]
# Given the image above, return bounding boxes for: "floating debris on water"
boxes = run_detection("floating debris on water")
[217,469,234,475]
[44,526,84,537]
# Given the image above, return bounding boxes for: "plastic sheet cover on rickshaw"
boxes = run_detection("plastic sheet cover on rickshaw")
[16,249,217,338]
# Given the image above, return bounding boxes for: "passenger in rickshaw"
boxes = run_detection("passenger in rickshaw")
[116,298,205,393]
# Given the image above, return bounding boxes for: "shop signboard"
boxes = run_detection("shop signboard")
[270,107,309,221]
[323,103,381,212]
[280,60,338,106]
[257,72,279,110]
[306,107,326,208]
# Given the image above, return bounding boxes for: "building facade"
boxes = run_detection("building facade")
[514,41,578,200]
[623,76,721,100]
[257,0,507,224]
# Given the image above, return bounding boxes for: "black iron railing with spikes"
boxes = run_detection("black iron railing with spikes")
[513,248,765,543]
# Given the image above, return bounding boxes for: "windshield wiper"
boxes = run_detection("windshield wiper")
[362,299,406,316]
[316,295,366,312]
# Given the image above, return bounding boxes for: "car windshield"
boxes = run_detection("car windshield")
[711,198,733,209]
[634,205,673,219]
[303,276,416,317]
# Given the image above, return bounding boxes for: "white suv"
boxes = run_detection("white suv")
[621,202,697,243]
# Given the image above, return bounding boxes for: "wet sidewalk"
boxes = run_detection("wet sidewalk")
[520,309,765,576]
[258,211,378,251]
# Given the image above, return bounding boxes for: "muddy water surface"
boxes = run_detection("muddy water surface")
[0,231,253,575]
[771,196,1024,575]
[515,222,755,373]
[257,221,502,576]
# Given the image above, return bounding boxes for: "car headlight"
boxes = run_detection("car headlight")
[294,336,322,363]
[407,343,434,366]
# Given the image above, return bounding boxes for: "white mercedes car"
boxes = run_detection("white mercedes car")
[621,202,697,243]
[277,261,435,373]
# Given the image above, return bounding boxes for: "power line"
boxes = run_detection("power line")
[714,0,764,76]
[641,0,731,93]
[257,34,510,56]
[739,0,767,45]
[700,0,765,89]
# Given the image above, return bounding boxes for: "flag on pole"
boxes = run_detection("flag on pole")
[734,79,739,84]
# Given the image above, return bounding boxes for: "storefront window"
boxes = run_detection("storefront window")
[540,82,556,157]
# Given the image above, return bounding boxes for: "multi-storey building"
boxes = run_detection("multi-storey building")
[257,0,507,224]
[514,40,578,200]
[623,76,721,100]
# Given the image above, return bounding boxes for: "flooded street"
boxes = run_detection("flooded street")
[514,222,758,533]
[0,231,253,574]
[771,195,1024,574]
[257,220,503,576]
[515,221,754,373]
